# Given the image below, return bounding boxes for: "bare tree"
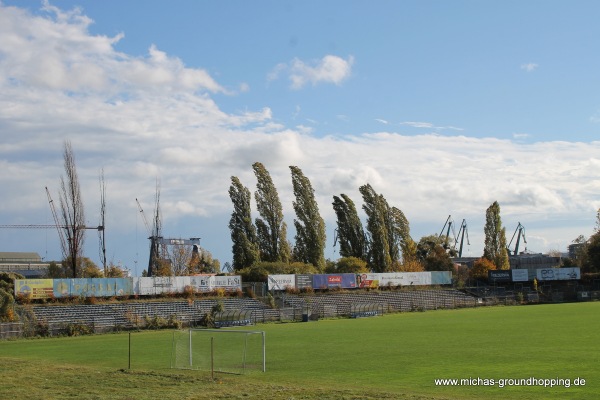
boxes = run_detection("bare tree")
[59,140,85,278]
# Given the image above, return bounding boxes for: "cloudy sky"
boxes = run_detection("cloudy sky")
[1,1,599,275]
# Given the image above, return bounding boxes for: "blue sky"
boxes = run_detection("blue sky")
[1,1,599,275]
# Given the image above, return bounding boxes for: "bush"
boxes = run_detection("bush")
[0,287,15,321]
[64,323,93,336]
[143,315,169,330]
[238,261,319,282]
[331,257,368,274]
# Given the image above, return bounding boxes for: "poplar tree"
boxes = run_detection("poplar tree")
[290,166,326,271]
[390,206,418,263]
[59,140,85,278]
[252,162,290,263]
[359,184,392,272]
[483,201,510,269]
[228,176,260,270]
[332,194,367,260]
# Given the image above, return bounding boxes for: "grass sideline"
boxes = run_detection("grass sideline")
[1,302,598,399]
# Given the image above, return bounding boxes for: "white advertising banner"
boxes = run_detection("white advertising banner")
[400,272,433,286]
[378,272,433,287]
[511,269,529,282]
[189,275,213,291]
[267,274,296,290]
[212,275,242,290]
[133,276,191,295]
[133,276,242,295]
[537,267,580,281]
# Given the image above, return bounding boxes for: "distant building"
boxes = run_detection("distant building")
[0,252,51,278]
[509,253,561,280]
[568,243,586,259]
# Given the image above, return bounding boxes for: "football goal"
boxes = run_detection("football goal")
[170,329,266,374]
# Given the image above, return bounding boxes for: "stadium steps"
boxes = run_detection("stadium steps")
[30,297,281,331]
[281,289,478,316]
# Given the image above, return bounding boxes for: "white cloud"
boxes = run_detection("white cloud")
[399,121,464,131]
[401,121,434,129]
[0,3,598,270]
[0,3,224,94]
[513,132,531,140]
[269,55,354,89]
[375,118,389,125]
[521,62,539,72]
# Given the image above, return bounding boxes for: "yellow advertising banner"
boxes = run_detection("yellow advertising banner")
[14,279,54,299]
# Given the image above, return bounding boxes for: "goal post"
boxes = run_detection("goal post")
[171,328,265,374]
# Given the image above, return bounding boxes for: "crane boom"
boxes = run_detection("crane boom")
[45,186,69,260]
[135,198,151,236]
[0,224,103,230]
[508,222,527,256]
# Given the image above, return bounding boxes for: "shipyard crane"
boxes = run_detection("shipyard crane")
[136,196,200,276]
[508,222,527,256]
[453,219,470,258]
[439,215,457,251]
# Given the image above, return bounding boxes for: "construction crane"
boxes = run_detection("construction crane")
[508,222,527,256]
[136,196,200,276]
[453,219,470,258]
[1,188,103,269]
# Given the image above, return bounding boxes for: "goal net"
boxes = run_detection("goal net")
[170,329,266,374]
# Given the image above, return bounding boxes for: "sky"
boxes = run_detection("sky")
[1,0,600,276]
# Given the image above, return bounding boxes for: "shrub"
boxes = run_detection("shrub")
[183,285,195,300]
[332,257,369,274]
[65,323,93,336]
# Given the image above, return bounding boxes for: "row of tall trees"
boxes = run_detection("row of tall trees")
[229,164,522,275]
[229,163,326,271]
[229,164,424,273]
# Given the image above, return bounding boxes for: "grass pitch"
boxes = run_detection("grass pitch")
[1,301,598,399]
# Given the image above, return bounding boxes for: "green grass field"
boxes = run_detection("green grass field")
[1,302,598,399]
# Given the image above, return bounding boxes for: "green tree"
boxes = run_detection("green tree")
[46,261,69,278]
[81,257,103,278]
[228,176,260,270]
[416,235,454,271]
[359,184,392,272]
[290,166,326,271]
[253,162,290,263]
[237,261,317,282]
[585,232,600,273]
[483,201,510,270]
[390,206,418,263]
[330,256,369,274]
[188,247,221,274]
[105,263,126,278]
[332,194,367,260]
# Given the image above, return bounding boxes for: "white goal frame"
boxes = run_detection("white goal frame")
[170,328,266,374]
